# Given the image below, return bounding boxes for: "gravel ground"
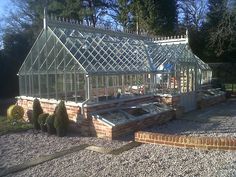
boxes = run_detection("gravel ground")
[0,131,128,169]
[4,144,236,177]
[1,99,236,177]
[145,118,236,137]
[145,99,236,137]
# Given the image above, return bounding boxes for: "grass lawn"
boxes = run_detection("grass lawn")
[0,116,33,136]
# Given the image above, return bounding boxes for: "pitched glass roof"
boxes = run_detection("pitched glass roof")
[19,19,211,75]
[49,21,152,74]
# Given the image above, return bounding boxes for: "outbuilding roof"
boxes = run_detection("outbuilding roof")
[18,18,211,75]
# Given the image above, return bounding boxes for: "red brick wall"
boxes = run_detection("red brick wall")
[135,131,236,150]
[18,96,175,140]
[17,97,80,122]
[112,110,174,139]
[197,95,226,109]
[78,109,174,140]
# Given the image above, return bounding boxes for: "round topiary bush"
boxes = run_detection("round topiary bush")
[32,98,43,130]
[7,105,24,121]
[46,114,56,134]
[54,101,69,137]
[38,113,49,132]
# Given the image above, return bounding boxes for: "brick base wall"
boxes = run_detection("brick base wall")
[197,94,226,109]
[135,131,236,151]
[17,96,175,139]
[79,110,174,140]
[111,110,174,139]
[17,97,80,122]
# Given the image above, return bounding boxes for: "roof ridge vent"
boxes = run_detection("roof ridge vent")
[47,15,189,43]
[47,14,154,40]
[49,15,81,25]
[156,34,187,41]
[154,34,188,45]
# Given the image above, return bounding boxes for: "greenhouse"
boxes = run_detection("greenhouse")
[18,17,212,107]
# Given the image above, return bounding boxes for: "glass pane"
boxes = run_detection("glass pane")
[77,74,85,101]
[65,73,75,101]
[56,74,64,99]
[32,75,39,97]
[19,75,25,95]
[48,74,56,99]
[40,74,47,98]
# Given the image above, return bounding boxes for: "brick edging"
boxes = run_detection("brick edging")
[135,131,236,151]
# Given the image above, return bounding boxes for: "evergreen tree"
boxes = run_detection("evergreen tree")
[116,0,132,30]
[32,98,43,130]
[158,0,178,35]
[118,0,178,35]
[54,101,69,136]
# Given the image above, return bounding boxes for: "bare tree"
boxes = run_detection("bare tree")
[81,0,115,27]
[178,0,207,30]
[209,10,236,56]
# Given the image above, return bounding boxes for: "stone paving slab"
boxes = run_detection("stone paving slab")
[85,146,113,154]
[109,141,142,155]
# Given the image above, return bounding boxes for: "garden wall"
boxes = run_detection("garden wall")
[17,97,80,122]
[135,131,236,150]
[17,95,178,139]
[79,109,174,140]
[197,94,226,109]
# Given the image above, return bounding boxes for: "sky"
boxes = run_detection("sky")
[0,0,14,47]
[0,0,14,28]
[0,0,14,15]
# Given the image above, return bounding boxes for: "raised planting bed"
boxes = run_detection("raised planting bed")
[197,88,226,109]
[122,108,148,117]
[88,102,175,139]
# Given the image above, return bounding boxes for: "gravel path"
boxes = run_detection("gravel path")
[145,118,236,137]
[145,99,236,137]
[1,99,236,177]
[0,131,128,169]
[4,144,236,177]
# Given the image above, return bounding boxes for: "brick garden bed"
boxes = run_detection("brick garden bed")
[17,96,176,139]
[135,131,236,150]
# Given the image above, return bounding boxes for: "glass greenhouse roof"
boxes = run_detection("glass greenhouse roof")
[19,19,211,75]
[49,21,152,74]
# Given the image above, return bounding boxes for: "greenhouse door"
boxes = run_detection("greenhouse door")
[179,65,197,112]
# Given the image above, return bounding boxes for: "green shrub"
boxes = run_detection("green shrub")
[54,101,69,137]
[32,98,43,130]
[38,113,49,132]
[38,113,49,125]
[46,114,56,134]
[54,105,58,114]
[27,110,33,123]
[7,105,24,121]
